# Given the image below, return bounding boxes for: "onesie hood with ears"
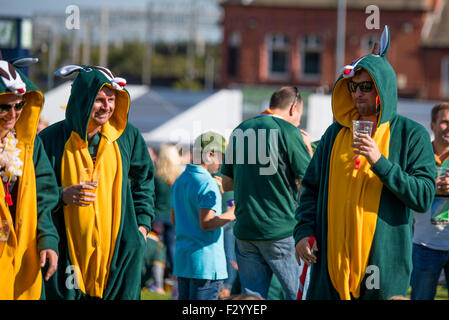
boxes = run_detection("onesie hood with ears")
[0,57,43,144]
[327,26,399,300]
[54,65,130,142]
[332,26,398,129]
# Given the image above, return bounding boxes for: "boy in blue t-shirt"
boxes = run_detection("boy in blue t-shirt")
[171,131,236,300]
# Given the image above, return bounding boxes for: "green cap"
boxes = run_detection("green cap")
[193,131,226,154]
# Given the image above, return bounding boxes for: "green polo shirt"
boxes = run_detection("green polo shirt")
[221,115,311,240]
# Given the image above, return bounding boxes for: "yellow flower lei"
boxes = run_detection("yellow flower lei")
[0,129,23,182]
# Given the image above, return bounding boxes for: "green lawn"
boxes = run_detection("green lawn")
[141,289,171,300]
[435,286,449,300]
[406,285,448,300]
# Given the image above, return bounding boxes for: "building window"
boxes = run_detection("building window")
[300,35,322,80]
[442,57,449,98]
[361,34,379,55]
[266,33,289,78]
[227,32,240,77]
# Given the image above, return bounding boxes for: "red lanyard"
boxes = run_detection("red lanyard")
[3,181,12,206]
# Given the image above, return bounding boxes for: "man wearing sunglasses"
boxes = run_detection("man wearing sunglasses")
[294,26,435,300]
[0,57,60,299]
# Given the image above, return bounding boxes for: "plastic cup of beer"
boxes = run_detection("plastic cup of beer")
[352,120,374,169]
[0,220,12,242]
[79,168,99,205]
[352,120,374,140]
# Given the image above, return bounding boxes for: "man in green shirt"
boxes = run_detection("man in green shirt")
[221,86,312,299]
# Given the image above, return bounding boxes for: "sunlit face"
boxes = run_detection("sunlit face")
[89,86,116,128]
[431,109,449,146]
[350,70,378,117]
[0,94,24,138]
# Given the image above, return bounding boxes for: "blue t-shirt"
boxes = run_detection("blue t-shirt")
[171,164,227,280]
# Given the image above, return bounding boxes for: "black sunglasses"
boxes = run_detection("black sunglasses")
[348,81,374,93]
[0,100,26,114]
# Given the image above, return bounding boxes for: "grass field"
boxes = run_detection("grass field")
[407,285,448,300]
[141,286,449,300]
[141,289,171,300]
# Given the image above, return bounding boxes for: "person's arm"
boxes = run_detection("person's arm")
[300,129,314,157]
[33,136,60,280]
[293,127,331,265]
[199,207,236,231]
[356,126,436,213]
[61,184,96,206]
[287,126,312,181]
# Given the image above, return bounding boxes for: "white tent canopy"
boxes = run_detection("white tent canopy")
[142,89,242,146]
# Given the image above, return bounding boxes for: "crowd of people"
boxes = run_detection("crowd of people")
[0,26,448,301]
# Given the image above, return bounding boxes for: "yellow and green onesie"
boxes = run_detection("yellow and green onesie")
[0,57,60,300]
[294,26,436,300]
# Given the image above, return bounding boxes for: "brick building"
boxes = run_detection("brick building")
[220,0,449,100]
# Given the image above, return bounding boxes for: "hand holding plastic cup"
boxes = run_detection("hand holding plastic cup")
[79,168,99,205]
[352,120,374,169]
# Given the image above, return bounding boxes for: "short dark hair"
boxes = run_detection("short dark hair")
[431,102,449,124]
[269,86,302,110]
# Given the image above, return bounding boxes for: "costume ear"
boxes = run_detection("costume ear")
[10,57,39,68]
[54,65,85,78]
[379,25,390,57]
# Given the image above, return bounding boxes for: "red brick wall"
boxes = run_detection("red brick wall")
[422,48,449,99]
[220,4,448,100]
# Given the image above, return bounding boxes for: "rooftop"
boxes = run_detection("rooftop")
[222,0,432,11]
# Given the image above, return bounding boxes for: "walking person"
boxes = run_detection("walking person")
[410,102,449,300]
[153,144,182,282]
[294,26,435,300]
[221,86,313,299]
[0,56,60,299]
[171,131,235,300]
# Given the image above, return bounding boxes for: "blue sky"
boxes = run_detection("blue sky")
[0,0,222,43]
[0,0,221,16]
[0,0,147,16]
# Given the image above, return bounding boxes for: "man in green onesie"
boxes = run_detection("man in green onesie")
[294,26,435,300]
[40,65,155,300]
[0,55,60,300]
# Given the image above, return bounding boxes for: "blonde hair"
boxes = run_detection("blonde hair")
[155,144,182,186]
